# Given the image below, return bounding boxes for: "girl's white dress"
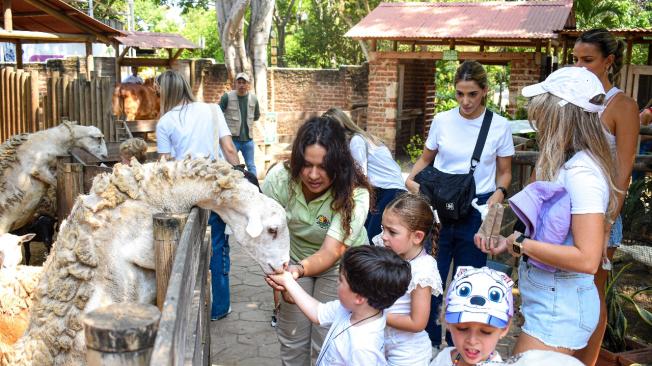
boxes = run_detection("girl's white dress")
[385,251,443,366]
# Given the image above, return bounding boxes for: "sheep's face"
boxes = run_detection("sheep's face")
[202,180,290,275]
[0,233,35,268]
[74,125,108,159]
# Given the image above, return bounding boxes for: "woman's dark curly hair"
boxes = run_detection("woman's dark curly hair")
[288,116,373,241]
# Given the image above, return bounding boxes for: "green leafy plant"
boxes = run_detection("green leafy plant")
[622,176,652,242]
[404,135,424,164]
[603,263,652,353]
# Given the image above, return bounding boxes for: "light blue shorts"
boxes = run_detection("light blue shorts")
[519,260,599,350]
[608,215,623,248]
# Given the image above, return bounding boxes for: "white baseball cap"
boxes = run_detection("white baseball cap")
[235,72,250,82]
[521,67,605,113]
[445,266,514,328]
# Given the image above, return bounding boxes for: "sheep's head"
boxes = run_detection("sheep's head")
[200,178,290,275]
[71,124,108,159]
[0,233,36,268]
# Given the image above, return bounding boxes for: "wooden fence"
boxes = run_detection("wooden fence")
[44,72,116,141]
[0,67,39,142]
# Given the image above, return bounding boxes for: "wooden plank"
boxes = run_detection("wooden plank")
[120,58,174,67]
[30,70,38,132]
[86,79,92,126]
[151,208,208,366]
[90,77,97,127]
[62,74,70,120]
[1,68,5,141]
[9,68,16,136]
[56,157,82,221]
[103,77,113,141]
[20,70,28,133]
[82,165,111,192]
[80,77,87,125]
[0,29,94,42]
[75,78,82,123]
[373,51,534,61]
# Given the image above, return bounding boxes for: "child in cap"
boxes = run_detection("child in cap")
[430,266,513,366]
[268,245,411,366]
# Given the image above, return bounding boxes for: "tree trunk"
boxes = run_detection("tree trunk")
[217,0,274,114]
[247,0,275,114]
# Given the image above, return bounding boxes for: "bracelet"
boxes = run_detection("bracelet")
[496,186,508,197]
[296,262,306,278]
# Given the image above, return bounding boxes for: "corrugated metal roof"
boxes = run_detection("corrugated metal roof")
[115,31,199,49]
[345,1,574,41]
[1,0,123,40]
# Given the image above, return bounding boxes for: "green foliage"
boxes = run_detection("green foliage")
[622,176,652,239]
[603,263,652,353]
[180,7,224,61]
[403,135,424,164]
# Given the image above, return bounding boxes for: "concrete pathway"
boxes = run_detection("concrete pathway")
[209,241,522,365]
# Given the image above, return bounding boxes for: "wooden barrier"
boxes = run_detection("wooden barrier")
[153,213,189,310]
[151,208,211,366]
[83,303,161,366]
[0,67,38,141]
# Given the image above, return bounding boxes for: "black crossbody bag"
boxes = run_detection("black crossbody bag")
[416,110,493,221]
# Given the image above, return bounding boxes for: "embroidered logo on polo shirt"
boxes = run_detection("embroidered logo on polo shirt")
[316,215,331,229]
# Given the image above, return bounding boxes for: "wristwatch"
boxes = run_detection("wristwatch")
[512,233,528,257]
[496,186,508,197]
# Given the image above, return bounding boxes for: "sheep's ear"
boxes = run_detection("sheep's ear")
[19,233,36,243]
[245,215,263,238]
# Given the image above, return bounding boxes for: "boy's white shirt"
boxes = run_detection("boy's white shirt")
[430,346,503,366]
[316,300,387,366]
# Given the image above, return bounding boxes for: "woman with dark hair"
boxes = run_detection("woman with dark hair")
[572,29,640,365]
[405,60,514,347]
[263,117,373,366]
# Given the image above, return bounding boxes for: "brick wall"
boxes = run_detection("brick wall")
[507,53,541,116]
[367,56,399,154]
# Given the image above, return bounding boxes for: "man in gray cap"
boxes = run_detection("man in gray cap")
[219,72,261,176]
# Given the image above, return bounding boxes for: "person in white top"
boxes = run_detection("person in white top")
[155,70,240,321]
[405,61,514,347]
[377,193,443,366]
[323,108,407,243]
[267,245,411,366]
[478,67,620,356]
[571,29,640,366]
[430,266,513,366]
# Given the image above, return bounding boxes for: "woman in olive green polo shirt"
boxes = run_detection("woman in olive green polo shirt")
[263,117,373,366]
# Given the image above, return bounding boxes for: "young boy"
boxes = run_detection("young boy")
[268,245,411,366]
[430,266,513,366]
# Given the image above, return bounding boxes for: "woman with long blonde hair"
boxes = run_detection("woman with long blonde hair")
[322,107,406,242]
[155,69,240,321]
[478,67,619,358]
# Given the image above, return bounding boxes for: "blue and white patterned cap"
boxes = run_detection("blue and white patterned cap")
[445,266,514,328]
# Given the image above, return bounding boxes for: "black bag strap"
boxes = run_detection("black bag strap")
[469,110,493,173]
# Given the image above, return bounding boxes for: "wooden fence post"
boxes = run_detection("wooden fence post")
[153,213,188,310]
[56,157,83,221]
[83,303,160,366]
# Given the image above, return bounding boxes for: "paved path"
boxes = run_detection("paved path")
[209,242,522,365]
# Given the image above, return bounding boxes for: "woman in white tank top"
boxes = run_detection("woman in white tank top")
[571,28,640,366]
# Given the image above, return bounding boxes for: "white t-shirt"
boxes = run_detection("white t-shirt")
[430,346,503,366]
[555,151,609,246]
[122,75,143,84]
[316,300,387,366]
[385,252,442,365]
[350,135,405,190]
[425,108,514,194]
[156,102,230,159]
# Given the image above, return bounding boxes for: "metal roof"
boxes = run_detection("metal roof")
[345,1,574,41]
[114,31,199,49]
[0,0,123,42]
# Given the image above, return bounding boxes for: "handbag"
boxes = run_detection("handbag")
[416,110,493,221]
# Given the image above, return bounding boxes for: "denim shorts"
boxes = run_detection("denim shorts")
[608,215,623,248]
[519,260,599,350]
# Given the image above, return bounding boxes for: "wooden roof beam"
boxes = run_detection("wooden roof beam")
[119,57,171,67]
[20,0,107,43]
[0,28,94,42]
[1,10,79,18]
[3,0,12,31]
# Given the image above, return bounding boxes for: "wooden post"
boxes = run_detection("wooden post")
[114,42,121,84]
[15,40,23,69]
[3,0,12,31]
[86,42,94,80]
[153,213,188,310]
[83,303,160,366]
[56,158,83,221]
[30,70,38,132]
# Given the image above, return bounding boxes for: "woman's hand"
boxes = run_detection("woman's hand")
[406,179,420,193]
[474,233,507,255]
[486,189,505,206]
[504,232,520,258]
